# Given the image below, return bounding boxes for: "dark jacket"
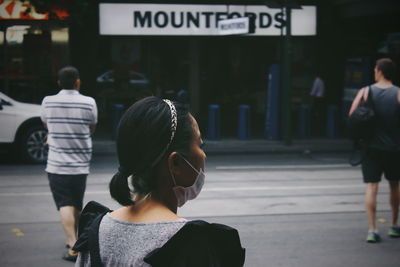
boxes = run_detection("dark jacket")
[74,201,245,267]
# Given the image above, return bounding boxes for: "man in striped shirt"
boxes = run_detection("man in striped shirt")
[41,66,97,261]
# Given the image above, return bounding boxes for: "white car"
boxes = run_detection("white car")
[0,92,48,163]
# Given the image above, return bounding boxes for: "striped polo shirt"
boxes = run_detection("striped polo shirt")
[41,89,98,175]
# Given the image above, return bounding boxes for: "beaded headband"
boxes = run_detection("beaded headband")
[163,99,177,146]
[151,99,177,166]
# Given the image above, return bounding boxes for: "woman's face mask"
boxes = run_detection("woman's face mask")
[170,154,205,207]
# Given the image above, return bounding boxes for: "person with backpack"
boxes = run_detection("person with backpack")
[349,58,400,243]
[73,96,245,266]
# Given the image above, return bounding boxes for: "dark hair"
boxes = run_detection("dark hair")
[375,58,396,81]
[109,96,193,206]
[58,66,79,89]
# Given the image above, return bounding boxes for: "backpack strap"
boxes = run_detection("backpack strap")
[88,212,108,267]
[365,85,375,109]
[72,201,111,267]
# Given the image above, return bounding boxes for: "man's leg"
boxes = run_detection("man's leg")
[385,151,400,238]
[365,182,379,232]
[388,180,399,227]
[59,206,79,248]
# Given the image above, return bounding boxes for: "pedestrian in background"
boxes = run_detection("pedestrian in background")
[349,58,400,243]
[310,72,326,136]
[74,96,245,266]
[41,66,98,261]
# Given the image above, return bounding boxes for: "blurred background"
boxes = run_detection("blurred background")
[0,0,399,140]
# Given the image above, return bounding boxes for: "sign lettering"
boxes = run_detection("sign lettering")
[100,4,316,36]
[219,17,250,35]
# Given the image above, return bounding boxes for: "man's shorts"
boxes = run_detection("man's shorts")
[47,173,87,210]
[361,148,400,183]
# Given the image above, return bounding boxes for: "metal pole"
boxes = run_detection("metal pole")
[281,6,292,145]
[189,39,200,117]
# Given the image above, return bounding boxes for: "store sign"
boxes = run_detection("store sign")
[99,4,316,36]
[218,17,249,35]
[0,0,68,20]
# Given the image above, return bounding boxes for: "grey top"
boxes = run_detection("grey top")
[369,85,400,151]
[75,213,186,267]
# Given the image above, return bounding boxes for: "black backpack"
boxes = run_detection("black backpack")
[347,86,376,141]
[347,86,376,166]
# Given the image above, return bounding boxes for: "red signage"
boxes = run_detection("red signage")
[0,0,68,20]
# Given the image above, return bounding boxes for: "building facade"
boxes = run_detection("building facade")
[2,0,399,139]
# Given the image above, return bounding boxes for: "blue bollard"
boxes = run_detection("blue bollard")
[112,104,125,140]
[326,105,339,139]
[238,105,250,140]
[207,104,220,140]
[298,104,311,139]
[265,64,281,140]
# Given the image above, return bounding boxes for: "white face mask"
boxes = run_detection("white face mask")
[170,155,205,207]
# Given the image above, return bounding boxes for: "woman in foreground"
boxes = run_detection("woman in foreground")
[74,96,245,266]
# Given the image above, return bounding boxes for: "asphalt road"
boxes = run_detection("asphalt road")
[0,152,399,266]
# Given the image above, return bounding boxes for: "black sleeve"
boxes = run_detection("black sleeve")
[208,223,246,267]
[144,220,245,267]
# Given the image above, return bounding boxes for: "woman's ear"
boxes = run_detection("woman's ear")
[167,152,181,177]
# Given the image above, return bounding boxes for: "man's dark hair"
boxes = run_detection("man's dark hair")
[58,66,80,89]
[109,96,193,206]
[375,58,396,81]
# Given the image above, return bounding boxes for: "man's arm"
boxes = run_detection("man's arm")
[89,98,98,135]
[349,87,367,115]
[40,97,48,129]
[90,124,96,135]
[397,89,400,104]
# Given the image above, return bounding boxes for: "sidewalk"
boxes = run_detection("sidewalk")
[92,137,353,155]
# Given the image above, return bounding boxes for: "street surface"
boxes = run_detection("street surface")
[0,152,399,266]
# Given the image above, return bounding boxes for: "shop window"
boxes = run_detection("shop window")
[1,25,69,103]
